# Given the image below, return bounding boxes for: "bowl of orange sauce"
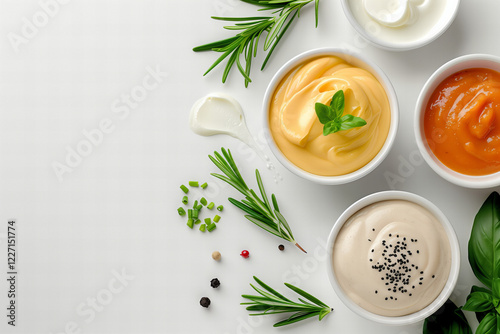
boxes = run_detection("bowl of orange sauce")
[415,54,500,188]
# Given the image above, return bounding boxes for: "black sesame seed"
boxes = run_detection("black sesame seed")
[420,271,424,274]
[372,228,375,231]
[385,297,388,300]
[419,282,422,285]
[417,250,420,254]
[389,234,392,237]
[375,290,378,294]
[432,275,435,278]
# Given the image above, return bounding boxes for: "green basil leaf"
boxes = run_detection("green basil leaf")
[492,278,500,300]
[330,90,344,118]
[339,115,367,131]
[323,120,341,136]
[476,312,499,334]
[468,191,500,289]
[423,299,472,334]
[315,103,333,124]
[462,291,494,313]
[470,286,494,323]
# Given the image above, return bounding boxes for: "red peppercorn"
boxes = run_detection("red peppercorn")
[240,250,249,258]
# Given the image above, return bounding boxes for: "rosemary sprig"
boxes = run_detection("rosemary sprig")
[209,148,306,253]
[242,276,332,327]
[193,0,320,87]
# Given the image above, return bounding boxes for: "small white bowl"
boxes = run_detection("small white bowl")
[341,0,460,51]
[415,54,500,188]
[262,48,399,185]
[326,191,460,325]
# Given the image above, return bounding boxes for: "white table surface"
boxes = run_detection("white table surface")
[0,0,497,333]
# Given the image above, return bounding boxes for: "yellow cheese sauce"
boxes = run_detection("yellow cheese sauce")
[268,56,391,176]
[332,200,451,316]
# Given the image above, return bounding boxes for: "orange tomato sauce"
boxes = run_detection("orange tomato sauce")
[424,68,500,175]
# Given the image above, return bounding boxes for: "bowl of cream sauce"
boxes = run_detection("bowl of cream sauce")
[327,191,460,325]
[341,0,460,50]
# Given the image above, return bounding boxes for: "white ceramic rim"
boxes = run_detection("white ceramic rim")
[326,191,460,325]
[262,47,399,185]
[340,0,461,51]
[414,54,500,189]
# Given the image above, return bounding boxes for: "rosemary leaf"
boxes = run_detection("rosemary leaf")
[209,148,306,252]
[194,0,320,86]
[242,276,332,327]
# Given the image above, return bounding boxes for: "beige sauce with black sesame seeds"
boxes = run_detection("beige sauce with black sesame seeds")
[332,200,451,316]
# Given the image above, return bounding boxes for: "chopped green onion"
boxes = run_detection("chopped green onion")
[214,215,221,223]
[217,205,224,211]
[200,224,206,232]
[188,209,193,219]
[193,200,198,208]
[189,181,199,187]
[180,185,189,194]
[196,204,203,211]
[207,223,217,232]
[187,219,194,229]
[182,196,188,205]
[177,207,186,216]
[201,182,208,189]
[207,202,215,210]
[194,219,201,224]
[200,197,207,206]
[204,218,211,225]
[193,209,199,219]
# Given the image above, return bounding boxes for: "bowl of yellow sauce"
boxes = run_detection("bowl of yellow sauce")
[263,48,399,184]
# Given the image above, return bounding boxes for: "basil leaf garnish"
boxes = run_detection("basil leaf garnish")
[423,299,472,334]
[462,291,495,313]
[314,90,367,135]
[470,285,495,323]
[476,311,500,334]
[469,192,500,289]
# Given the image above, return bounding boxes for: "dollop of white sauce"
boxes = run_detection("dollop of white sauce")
[189,93,283,182]
[364,0,421,27]
[190,93,248,139]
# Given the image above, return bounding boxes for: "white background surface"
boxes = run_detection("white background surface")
[0,0,497,333]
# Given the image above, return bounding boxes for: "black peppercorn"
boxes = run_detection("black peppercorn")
[278,244,285,251]
[200,297,211,308]
[211,278,220,288]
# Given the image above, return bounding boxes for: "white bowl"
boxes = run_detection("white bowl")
[341,0,460,51]
[326,191,460,325]
[415,54,500,188]
[262,48,399,185]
